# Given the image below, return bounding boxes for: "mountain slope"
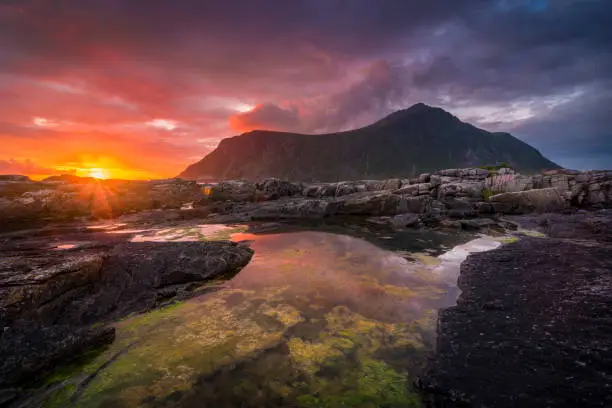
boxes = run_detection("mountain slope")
[179,103,560,181]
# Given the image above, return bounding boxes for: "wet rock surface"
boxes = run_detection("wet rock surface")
[418,210,612,408]
[0,222,253,397]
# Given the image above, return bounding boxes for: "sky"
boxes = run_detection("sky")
[1,0,611,179]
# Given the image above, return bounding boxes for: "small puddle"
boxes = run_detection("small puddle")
[54,243,78,250]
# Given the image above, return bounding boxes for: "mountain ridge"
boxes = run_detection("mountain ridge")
[179,103,560,181]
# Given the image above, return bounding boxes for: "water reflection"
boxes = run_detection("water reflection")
[44,229,497,408]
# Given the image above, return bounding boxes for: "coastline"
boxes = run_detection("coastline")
[417,211,612,407]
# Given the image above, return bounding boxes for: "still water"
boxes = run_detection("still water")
[44,225,499,408]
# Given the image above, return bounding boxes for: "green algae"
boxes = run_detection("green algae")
[296,358,421,408]
[43,384,77,408]
[357,274,446,302]
[40,289,303,407]
[35,230,466,407]
[288,307,425,407]
[497,235,520,244]
[40,343,109,387]
[518,228,547,238]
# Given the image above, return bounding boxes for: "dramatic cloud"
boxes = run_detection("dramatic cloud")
[230,104,300,133]
[0,0,610,177]
[0,159,69,177]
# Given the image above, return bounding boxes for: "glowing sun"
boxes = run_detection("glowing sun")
[88,168,110,179]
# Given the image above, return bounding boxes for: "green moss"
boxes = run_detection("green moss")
[518,229,546,238]
[285,307,425,407]
[295,357,421,408]
[43,384,77,408]
[52,290,305,407]
[38,342,110,388]
[478,162,512,171]
[497,235,520,244]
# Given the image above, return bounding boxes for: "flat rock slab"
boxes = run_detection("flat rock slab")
[0,231,254,391]
[1,241,254,327]
[418,225,612,407]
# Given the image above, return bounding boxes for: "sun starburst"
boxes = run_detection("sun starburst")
[88,168,110,179]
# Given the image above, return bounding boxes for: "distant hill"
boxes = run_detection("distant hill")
[42,174,96,183]
[179,103,560,181]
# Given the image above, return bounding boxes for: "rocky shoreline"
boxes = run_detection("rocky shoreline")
[418,211,612,408]
[2,168,611,227]
[1,168,611,406]
[0,224,252,405]
[199,167,612,227]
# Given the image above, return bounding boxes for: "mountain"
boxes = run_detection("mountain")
[179,103,560,181]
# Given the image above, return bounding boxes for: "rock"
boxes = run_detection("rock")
[0,324,115,388]
[1,241,253,327]
[497,167,515,175]
[457,168,490,180]
[440,176,460,184]
[0,233,255,395]
[334,182,362,197]
[550,174,570,191]
[209,180,256,201]
[382,178,402,191]
[458,218,500,230]
[403,196,432,213]
[436,169,459,177]
[2,168,609,226]
[302,183,336,198]
[418,173,431,183]
[95,242,253,319]
[394,183,432,196]
[0,253,106,325]
[366,213,421,229]
[336,191,406,216]
[255,178,302,200]
[394,184,419,196]
[438,182,484,199]
[302,180,391,198]
[489,188,568,214]
[429,174,442,187]
[439,219,462,229]
[0,178,205,222]
[531,174,545,189]
[421,200,446,226]
[419,226,612,408]
[475,201,495,214]
[485,174,533,193]
[250,199,335,219]
[443,197,477,218]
